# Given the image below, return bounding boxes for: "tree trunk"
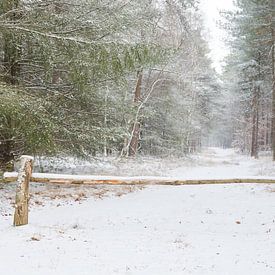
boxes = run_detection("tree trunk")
[128,70,143,157]
[0,116,15,171]
[271,26,275,160]
[13,156,33,226]
[251,87,259,158]
[1,0,21,169]
[3,0,21,85]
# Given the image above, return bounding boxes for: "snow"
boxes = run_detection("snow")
[6,147,275,181]
[168,147,274,179]
[18,147,275,179]
[1,148,275,274]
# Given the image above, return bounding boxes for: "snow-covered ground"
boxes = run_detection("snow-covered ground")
[168,147,275,179]
[32,147,275,178]
[1,148,275,275]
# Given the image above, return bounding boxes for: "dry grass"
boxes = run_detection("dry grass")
[0,182,146,216]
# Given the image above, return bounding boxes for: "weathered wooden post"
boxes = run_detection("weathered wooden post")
[13,156,34,226]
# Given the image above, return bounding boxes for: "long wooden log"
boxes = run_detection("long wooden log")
[4,172,275,186]
[13,156,33,226]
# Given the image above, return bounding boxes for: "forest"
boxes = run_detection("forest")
[1,1,275,274]
[0,0,274,168]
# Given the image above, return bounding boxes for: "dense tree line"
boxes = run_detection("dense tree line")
[0,0,219,168]
[221,0,274,158]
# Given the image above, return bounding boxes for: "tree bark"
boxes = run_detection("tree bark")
[128,70,143,157]
[13,156,33,226]
[251,87,259,158]
[271,26,275,160]
[3,0,21,85]
[0,0,21,169]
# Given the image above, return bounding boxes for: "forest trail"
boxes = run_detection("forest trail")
[1,0,274,273]
[4,147,275,184]
[34,147,275,180]
[167,147,271,179]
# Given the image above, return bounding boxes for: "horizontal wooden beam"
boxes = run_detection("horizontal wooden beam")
[3,172,275,186]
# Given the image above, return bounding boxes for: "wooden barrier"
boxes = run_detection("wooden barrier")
[4,156,275,227]
[13,156,33,226]
[4,172,275,186]
[3,160,275,227]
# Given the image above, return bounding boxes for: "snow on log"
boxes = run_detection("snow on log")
[4,171,275,185]
[13,156,34,226]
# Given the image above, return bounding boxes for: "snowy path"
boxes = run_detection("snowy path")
[1,148,275,275]
[167,147,274,179]
[24,147,275,180]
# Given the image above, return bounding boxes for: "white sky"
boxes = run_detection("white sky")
[199,0,235,74]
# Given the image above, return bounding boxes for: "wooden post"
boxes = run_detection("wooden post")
[13,155,34,226]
